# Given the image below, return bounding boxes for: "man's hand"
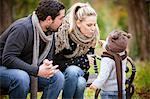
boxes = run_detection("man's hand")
[37,59,59,78]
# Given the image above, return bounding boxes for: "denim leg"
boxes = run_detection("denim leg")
[62,65,85,99]
[100,90,126,99]
[0,66,30,99]
[74,76,86,99]
[38,70,64,99]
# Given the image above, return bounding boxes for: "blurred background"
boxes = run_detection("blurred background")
[0,0,150,98]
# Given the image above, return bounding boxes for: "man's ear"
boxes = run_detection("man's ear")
[46,16,53,24]
[76,20,81,28]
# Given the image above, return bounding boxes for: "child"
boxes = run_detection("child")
[90,29,131,99]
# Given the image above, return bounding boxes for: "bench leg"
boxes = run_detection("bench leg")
[94,89,100,99]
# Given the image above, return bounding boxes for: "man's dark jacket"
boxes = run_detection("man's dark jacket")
[0,16,55,76]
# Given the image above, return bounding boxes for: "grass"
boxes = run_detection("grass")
[132,61,150,99]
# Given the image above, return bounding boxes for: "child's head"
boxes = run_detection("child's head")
[105,29,131,53]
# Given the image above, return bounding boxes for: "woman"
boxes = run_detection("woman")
[54,2,99,99]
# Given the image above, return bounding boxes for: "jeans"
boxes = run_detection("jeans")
[0,66,64,99]
[100,90,126,99]
[62,65,86,99]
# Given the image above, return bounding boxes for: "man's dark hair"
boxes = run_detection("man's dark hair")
[35,0,65,21]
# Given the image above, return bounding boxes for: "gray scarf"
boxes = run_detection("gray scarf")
[32,11,53,66]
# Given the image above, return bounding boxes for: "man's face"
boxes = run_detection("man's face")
[48,9,65,32]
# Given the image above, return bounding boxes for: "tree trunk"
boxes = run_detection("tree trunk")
[0,0,13,35]
[127,0,150,60]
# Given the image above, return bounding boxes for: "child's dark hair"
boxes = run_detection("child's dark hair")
[35,0,65,21]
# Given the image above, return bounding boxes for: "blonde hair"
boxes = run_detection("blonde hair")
[67,2,99,34]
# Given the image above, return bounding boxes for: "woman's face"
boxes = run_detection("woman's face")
[76,15,97,37]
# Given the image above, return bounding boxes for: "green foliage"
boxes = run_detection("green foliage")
[60,0,71,10]
[97,10,108,40]
[129,40,140,60]
[98,5,113,39]
[80,0,92,3]
[13,0,39,19]
[133,61,150,98]
[118,15,128,31]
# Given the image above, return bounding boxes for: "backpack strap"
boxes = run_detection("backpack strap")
[101,51,127,99]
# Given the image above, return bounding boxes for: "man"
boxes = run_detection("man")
[0,0,65,99]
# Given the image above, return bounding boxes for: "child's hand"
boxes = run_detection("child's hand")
[89,84,97,91]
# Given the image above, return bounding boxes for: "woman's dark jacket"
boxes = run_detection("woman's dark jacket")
[54,36,94,74]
